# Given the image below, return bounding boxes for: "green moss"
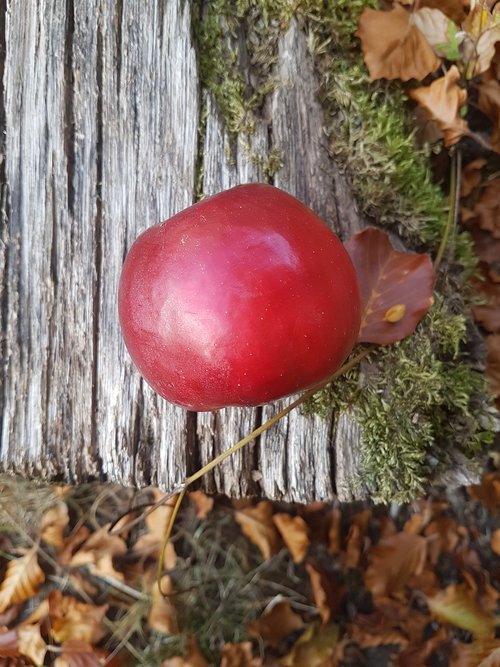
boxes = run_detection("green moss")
[193,0,495,502]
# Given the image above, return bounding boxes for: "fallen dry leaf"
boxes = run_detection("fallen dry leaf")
[161,636,209,667]
[132,490,178,570]
[478,72,500,152]
[357,5,440,81]
[478,647,500,667]
[461,159,487,198]
[451,639,500,667]
[49,590,108,644]
[234,501,282,560]
[40,501,69,548]
[273,513,310,564]
[247,600,304,647]
[472,273,500,332]
[419,0,468,24]
[70,524,127,581]
[408,66,468,145]
[342,510,371,569]
[424,516,461,564]
[427,583,495,638]
[469,471,500,512]
[345,227,435,345]
[365,533,427,599]
[57,525,91,566]
[491,529,500,555]
[280,623,339,667]
[462,3,500,76]
[189,491,214,519]
[53,640,107,667]
[0,623,47,666]
[471,179,500,237]
[220,642,262,667]
[0,546,44,613]
[148,575,178,635]
[306,563,346,623]
[485,335,500,400]
[397,626,449,667]
[327,508,342,556]
[411,7,462,59]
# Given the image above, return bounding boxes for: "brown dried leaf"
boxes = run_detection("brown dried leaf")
[220,642,262,667]
[473,180,500,237]
[345,227,435,345]
[69,524,127,581]
[342,510,371,569]
[280,623,339,667]
[133,491,178,570]
[420,0,468,24]
[486,335,500,399]
[0,547,44,613]
[234,501,281,560]
[469,472,500,512]
[462,4,500,76]
[148,575,178,635]
[408,66,468,146]
[189,491,214,519]
[478,73,500,152]
[49,590,108,644]
[472,273,500,332]
[57,526,91,566]
[479,647,500,667]
[397,626,449,667]
[327,508,341,556]
[491,529,500,555]
[462,159,487,198]
[365,533,427,599]
[273,514,310,564]
[53,640,107,667]
[247,600,304,648]
[451,639,500,667]
[427,583,495,638]
[424,516,461,564]
[411,8,458,58]
[161,636,209,667]
[17,624,47,666]
[357,6,440,81]
[305,564,332,624]
[40,501,69,548]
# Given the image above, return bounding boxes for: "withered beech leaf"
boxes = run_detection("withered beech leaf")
[17,624,47,666]
[411,8,460,59]
[344,227,435,345]
[220,642,262,667]
[491,529,500,556]
[53,640,106,667]
[272,513,310,564]
[365,532,427,599]
[132,490,178,569]
[472,274,500,333]
[427,583,495,638]
[188,491,214,519]
[478,73,500,153]
[451,639,500,667]
[280,623,339,667]
[357,6,440,81]
[486,336,500,401]
[461,159,487,198]
[462,4,500,76]
[69,524,127,581]
[48,590,108,644]
[469,472,500,513]
[247,600,303,648]
[40,501,69,548]
[471,180,500,237]
[0,546,45,613]
[148,575,178,635]
[161,636,209,667]
[408,66,468,146]
[234,501,281,560]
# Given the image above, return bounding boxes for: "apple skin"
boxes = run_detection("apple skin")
[118,184,361,411]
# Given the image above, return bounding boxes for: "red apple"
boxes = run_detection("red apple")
[118,184,361,411]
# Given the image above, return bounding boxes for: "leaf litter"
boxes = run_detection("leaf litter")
[0,476,500,664]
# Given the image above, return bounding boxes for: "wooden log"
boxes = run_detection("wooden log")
[0,1,482,501]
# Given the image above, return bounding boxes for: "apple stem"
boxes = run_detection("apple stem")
[434,148,461,273]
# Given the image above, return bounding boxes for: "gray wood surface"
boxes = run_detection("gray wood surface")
[0,1,479,501]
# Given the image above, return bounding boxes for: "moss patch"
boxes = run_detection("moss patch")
[192,0,496,502]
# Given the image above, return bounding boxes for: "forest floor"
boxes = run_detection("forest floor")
[2,472,500,666]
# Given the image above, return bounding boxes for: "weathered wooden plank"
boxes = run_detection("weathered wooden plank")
[257,21,361,502]
[96,0,198,488]
[1,0,98,479]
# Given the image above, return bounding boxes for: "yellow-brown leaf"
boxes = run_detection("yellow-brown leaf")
[234,501,281,560]
[0,547,44,613]
[273,514,309,564]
